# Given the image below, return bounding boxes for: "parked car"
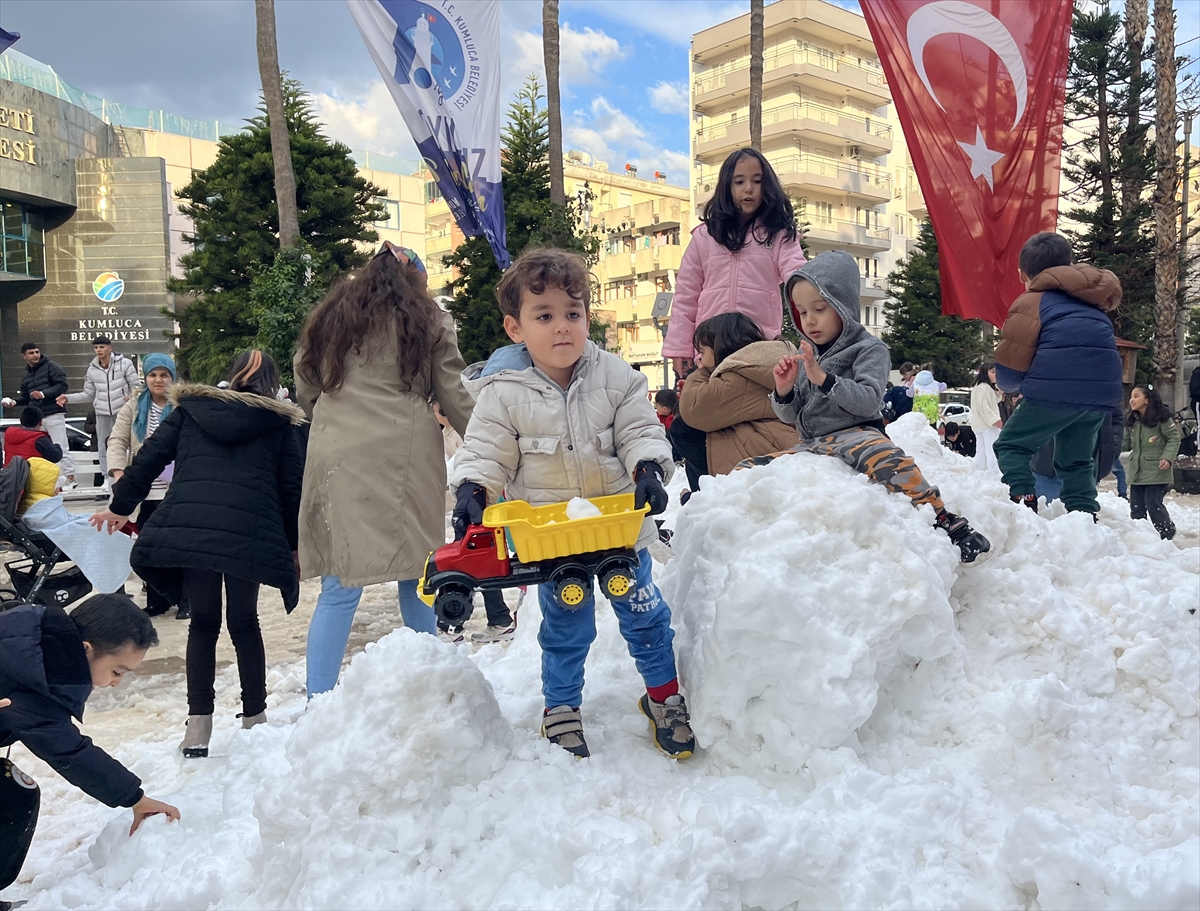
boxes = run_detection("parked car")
[937,401,972,429]
[0,416,106,499]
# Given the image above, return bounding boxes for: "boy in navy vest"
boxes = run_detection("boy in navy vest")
[993,233,1124,514]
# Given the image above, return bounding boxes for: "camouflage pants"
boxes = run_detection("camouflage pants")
[735,426,945,511]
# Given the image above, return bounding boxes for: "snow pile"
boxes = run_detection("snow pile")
[253,630,513,907]
[8,414,1199,909]
[665,439,959,777]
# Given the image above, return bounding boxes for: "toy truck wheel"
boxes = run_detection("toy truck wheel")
[434,585,473,627]
[552,570,591,610]
[600,566,634,599]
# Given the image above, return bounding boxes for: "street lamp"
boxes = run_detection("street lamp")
[651,292,673,389]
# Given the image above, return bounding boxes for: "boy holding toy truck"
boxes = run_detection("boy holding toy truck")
[449,248,694,760]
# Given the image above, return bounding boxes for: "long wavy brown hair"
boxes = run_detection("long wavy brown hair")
[296,251,441,394]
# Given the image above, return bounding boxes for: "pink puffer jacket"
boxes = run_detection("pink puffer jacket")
[663,223,807,358]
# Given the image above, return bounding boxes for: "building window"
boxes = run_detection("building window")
[0,200,44,279]
[814,201,833,224]
[425,181,442,204]
[374,199,401,230]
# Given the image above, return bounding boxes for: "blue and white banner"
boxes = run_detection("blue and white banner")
[347,0,510,269]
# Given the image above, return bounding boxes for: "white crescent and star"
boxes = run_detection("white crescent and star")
[905,0,1030,190]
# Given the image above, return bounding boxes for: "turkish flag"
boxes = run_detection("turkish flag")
[861,0,1072,327]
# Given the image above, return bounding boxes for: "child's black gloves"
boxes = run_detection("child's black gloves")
[633,461,669,516]
[452,483,487,540]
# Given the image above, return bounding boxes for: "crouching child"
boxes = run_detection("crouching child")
[449,248,694,760]
[758,250,991,563]
[0,594,180,894]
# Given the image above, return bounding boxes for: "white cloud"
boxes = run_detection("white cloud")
[309,81,420,161]
[510,22,628,90]
[648,81,690,115]
[566,96,691,185]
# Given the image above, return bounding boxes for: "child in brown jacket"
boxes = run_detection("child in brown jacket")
[679,313,800,475]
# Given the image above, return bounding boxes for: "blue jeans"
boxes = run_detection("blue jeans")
[538,548,677,708]
[1034,471,1063,503]
[1110,458,1128,497]
[306,575,436,696]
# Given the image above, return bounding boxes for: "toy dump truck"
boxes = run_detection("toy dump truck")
[418,494,649,627]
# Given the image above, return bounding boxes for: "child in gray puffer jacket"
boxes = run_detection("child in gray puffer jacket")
[750,251,991,563]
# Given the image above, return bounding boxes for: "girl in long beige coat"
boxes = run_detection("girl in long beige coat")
[295,246,473,696]
[679,313,800,475]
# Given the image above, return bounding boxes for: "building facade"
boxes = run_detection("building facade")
[0,49,425,401]
[690,0,927,339]
[424,153,691,385]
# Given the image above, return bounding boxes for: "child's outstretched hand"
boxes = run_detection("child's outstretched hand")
[796,341,828,387]
[774,355,800,395]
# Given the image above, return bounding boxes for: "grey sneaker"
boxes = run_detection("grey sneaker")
[638,693,695,759]
[471,620,517,643]
[542,705,589,758]
[180,714,212,758]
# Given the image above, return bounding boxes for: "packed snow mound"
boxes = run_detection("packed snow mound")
[253,630,513,906]
[665,444,959,776]
[10,415,1199,910]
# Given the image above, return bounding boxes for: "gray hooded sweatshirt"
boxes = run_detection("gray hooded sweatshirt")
[771,250,890,439]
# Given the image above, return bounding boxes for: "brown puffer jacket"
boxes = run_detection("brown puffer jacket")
[679,339,801,475]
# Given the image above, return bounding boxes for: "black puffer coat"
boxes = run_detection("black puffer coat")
[109,384,305,611]
[0,604,143,807]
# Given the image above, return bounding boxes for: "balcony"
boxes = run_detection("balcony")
[603,251,637,280]
[907,185,928,219]
[803,219,891,252]
[635,244,684,275]
[860,276,890,299]
[601,206,634,233]
[693,47,890,110]
[762,102,892,156]
[695,118,751,159]
[633,198,684,230]
[769,154,892,203]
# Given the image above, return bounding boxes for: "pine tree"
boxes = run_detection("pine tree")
[249,242,328,388]
[170,80,385,381]
[1061,4,1156,370]
[882,223,988,388]
[444,75,600,365]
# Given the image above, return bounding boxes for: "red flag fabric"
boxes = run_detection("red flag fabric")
[860,0,1072,327]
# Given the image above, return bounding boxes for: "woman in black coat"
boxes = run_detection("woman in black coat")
[91,350,304,758]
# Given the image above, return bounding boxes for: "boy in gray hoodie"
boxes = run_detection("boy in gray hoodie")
[756,251,990,563]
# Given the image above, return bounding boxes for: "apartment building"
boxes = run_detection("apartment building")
[691,0,927,338]
[424,154,691,385]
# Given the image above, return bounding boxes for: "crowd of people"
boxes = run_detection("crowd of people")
[0,147,1193,898]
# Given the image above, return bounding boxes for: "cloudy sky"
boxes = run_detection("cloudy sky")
[0,0,769,185]
[1,0,1196,187]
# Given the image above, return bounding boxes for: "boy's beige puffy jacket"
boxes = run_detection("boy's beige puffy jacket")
[449,341,673,552]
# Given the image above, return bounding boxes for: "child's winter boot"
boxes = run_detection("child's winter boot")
[542,705,589,758]
[935,512,991,564]
[179,715,212,758]
[638,693,696,759]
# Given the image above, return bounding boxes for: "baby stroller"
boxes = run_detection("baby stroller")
[0,456,93,610]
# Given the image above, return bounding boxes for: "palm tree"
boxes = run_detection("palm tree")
[1153,0,1178,404]
[255,0,299,248]
[543,0,565,206]
[749,0,764,151]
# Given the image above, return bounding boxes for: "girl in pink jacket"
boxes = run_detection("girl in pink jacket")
[665,148,807,377]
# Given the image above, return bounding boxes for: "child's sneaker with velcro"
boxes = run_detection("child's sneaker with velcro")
[638,693,695,759]
[935,511,991,563]
[542,705,589,758]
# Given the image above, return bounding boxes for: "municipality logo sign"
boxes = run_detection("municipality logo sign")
[92,272,124,302]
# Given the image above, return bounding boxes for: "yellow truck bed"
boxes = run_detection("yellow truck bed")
[483,494,648,563]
